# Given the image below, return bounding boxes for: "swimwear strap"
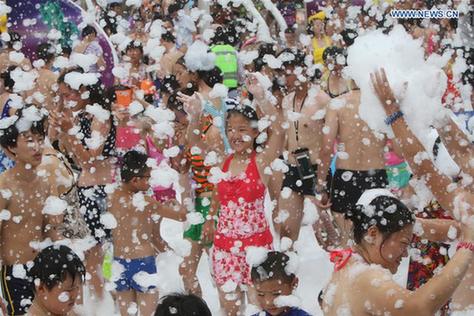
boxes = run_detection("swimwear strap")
[214,229,273,252]
[329,248,353,272]
[457,242,474,253]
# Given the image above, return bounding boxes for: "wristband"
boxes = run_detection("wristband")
[384,111,403,126]
[457,242,474,253]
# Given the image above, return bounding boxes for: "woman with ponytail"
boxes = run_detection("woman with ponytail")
[321,189,474,316]
[50,68,116,300]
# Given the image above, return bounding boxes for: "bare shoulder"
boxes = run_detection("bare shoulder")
[0,169,12,190]
[108,191,128,215]
[311,86,331,106]
[349,263,391,287]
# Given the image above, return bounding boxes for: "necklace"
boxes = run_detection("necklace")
[292,91,308,143]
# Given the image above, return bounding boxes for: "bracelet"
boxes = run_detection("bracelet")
[384,111,404,126]
[457,242,474,253]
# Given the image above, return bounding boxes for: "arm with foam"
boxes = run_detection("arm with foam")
[437,115,474,179]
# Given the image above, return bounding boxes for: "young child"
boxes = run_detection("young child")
[154,293,212,316]
[26,245,86,316]
[201,92,284,315]
[108,150,187,316]
[0,105,63,315]
[251,252,310,316]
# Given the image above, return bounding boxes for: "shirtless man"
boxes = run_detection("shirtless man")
[317,89,389,247]
[0,105,63,315]
[159,31,183,79]
[108,150,187,316]
[276,49,332,246]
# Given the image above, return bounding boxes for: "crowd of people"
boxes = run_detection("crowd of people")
[0,0,473,315]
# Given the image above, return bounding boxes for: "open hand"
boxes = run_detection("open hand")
[245,73,266,101]
[370,68,399,114]
[177,92,203,118]
[314,191,332,209]
[49,110,73,134]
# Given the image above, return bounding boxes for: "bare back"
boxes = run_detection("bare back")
[335,91,386,170]
[322,258,393,316]
[109,188,157,259]
[34,68,58,111]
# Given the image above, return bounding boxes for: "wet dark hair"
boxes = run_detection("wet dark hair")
[121,150,149,183]
[254,43,278,72]
[176,56,187,68]
[227,103,259,122]
[81,25,97,38]
[58,68,112,111]
[61,45,72,56]
[154,293,211,316]
[36,42,56,64]
[167,3,182,15]
[347,195,415,245]
[167,93,185,114]
[278,49,307,68]
[0,66,17,92]
[167,87,194,114]
[306,16,328,36]
[310,67,323,82]
[160,75,180,95]
[258,43,277,59]
[108,2,122,10]
[6,31,21,49]
[322,46,346,64]
[251,251,296,284]
[125,41,144,55]
[462,48,473,86]
[341,29,358,47]
[0,104,47,150]
[28,245,85,291]
[161,31,175,43]
[211,26,237,46]
[197,67,223,88]
[211,26,228,45]
[227,103,259,150]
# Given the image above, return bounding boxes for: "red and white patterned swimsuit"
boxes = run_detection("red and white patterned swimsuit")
[212,152,273,286]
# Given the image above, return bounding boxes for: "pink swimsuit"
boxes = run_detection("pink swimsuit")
[146,136,175,202]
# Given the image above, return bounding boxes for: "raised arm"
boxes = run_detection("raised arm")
[416,218,461,242]
[178,92,207,151]
[371,68,474,215]
[353,240,474,316]
[53,109,113,166]
[436,115,474,179]
[246,74,285,185]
